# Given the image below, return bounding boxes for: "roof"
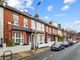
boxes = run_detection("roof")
[32,17,58,29]
[0,4,32,18]
[0,4,58,29]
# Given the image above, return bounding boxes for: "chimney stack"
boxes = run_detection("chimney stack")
[34,14,39,20]
[0,0,7,6]
[58,24,61,29]
[0,0,3,5]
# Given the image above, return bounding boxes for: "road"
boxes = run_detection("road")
[21,42,80,60]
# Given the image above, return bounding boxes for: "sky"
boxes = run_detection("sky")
[6,0,80,32]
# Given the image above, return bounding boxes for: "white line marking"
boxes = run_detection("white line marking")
[43,57,48,60]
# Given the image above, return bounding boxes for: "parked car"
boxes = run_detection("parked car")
[72,40,79,44]
[50,42,65,51]
[62,41,70,47]
[68,40,74,46]
[0,44,3,47]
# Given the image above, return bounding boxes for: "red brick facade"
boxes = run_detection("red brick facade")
[4,8,31,44]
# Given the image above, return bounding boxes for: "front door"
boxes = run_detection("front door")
[31,35,35,49]
[47,35,51,43]
[27,34,31,45]
[0,38,2,47]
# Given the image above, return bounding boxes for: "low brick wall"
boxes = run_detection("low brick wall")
[38,41,54,48]
[0,45,31,56]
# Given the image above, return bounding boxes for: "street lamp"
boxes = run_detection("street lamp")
[35,0,42,15]
[34,0,42,52]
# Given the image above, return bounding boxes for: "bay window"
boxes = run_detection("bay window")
[12,33,24,45]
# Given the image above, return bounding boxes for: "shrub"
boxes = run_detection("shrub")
[58,35,62,42]
[15,43,20,45]
[7,40,15,47]
[23,43,29,45]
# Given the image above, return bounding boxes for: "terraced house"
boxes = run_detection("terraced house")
[31,14,45,49]
[0,4,32,50]
[0,3,54,48]
[45,22,54,46]
[0,1,73,54]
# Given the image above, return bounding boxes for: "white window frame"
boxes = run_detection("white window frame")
[12,33,24,44]
[39,34,43,44]
[31,20,35,30]
[24,18,28,28]
[13,14,19,26]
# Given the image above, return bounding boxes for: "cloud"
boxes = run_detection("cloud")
[25,0,34,9]
[64,0,76,4]
[44,16,49,19]
[54,14,66,17]
[67,20,80,32]
[6,0,34,10]
[73,20,80,24]
[61,5,70,10]
[47,5,53,11]
[6,0,21,7]
[20,9,28,12]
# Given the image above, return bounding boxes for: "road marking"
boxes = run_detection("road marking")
[43,57,48,60]
[49,54,53,57]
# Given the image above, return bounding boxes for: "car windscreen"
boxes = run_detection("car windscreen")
[53,44,60,47]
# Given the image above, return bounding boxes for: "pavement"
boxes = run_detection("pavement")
[0,47,49,60]
[21,42,80,60]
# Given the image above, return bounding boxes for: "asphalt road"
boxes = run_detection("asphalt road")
[21,42,80,60]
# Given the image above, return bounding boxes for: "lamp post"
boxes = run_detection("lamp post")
[34,0,42,52]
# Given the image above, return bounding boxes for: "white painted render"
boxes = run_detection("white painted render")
[31,19,45,32]
[54,29,58,35]
[37,34,45,44]
[31,19,36,30]
[37,34,46,48]
[41,24,45,32]
[31,20,45,48]
[0,7,4,44]
[58,30,62,36]
[36,22,45,32]
[52,22,58,27]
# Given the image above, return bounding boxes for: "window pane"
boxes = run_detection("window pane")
[24,18,28,28]
[13,14,19,25]
[12,33,24,44]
